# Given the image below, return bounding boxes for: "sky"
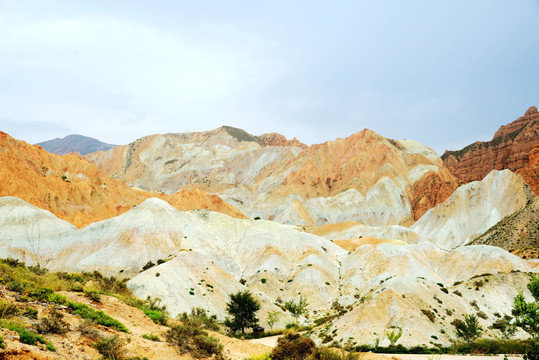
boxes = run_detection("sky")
[1,1,538,155]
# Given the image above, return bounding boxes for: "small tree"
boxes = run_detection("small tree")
[267,310,281,330]
[453,314,483,344]
[284,295,308,325]
[513,275,539,360]
[224,290,260,335]
[386,327,402,347]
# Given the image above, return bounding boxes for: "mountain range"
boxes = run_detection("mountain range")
[0,106,538,347]
[36,134,116,155]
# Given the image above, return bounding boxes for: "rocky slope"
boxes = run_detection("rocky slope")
[0,131,245,228]
[36,134,116,155]
[1,195,537,347]
[87,127,458,227]
[410,170,531,250]
[470,196,539,259]
[442,106,539,191]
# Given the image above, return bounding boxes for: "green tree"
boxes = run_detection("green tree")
[513,275,539,360]
[284,295,308,325]
[386,327,402,347]
[224,290,260,335]
[453,314,483,344]
[266,310,281,330]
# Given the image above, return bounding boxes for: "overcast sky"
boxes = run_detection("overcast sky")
[1,1,538,155]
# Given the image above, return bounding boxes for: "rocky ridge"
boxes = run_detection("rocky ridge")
[442,106,539,191]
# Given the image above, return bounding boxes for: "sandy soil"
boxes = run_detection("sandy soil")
[385,355,523,360]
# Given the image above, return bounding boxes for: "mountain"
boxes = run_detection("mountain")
[36,134,116,155]
[0,131,245,227]
[87,127,458,227]
[1,193,537,346]
[442,106,539,193]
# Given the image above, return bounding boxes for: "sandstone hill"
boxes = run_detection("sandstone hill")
[0,131,245,228]
[442,106,539,193]
[36,134,116,155]
[1,191,537,347]
[87,127,458,226]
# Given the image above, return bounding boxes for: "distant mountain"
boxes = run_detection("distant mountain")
[442,106,539,193]
[36,134,116,155]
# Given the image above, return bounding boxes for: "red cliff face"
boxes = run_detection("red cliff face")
[442,106,539,191]
[517,144,539,195]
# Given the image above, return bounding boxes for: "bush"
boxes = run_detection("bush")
[46,341,56,351]
[0,300,19,318]
[23,307,38,319]
[37,308,69,334]
[271,333,316,360]
[225,290,260,335]
[93,336,127,359]
[85,289,101,302]
[141,296,168,325]
[308,347,359,360]
[180,307,219,331]
[78,319,100,339]
[19,328,46,345]
[142,333,161,342]
[166,321,224,359]
[0,335,5,349]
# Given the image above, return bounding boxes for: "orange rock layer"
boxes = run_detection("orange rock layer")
[517,144,539,195]
[0,132,246,228]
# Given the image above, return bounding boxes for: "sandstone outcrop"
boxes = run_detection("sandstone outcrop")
[442,106,539,188]
[0,131,245,227]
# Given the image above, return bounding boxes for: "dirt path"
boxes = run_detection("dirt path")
[248,334,281,348]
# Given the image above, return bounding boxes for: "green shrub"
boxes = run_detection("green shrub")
[85,289,101,302]
[19,328,46,345]
[180,307,219,331]
[93,336,127,360]
[166,321,224,359]
[68,301,128,332]
[142,333,161,342]
[271,332,316,360]
[78,319,100,339]
[0,335,5,349]
[0,300,19,318]
[46,341,56,351]
[23,307,38,319]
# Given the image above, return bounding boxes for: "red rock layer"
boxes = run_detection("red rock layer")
[517,144,539,195]
[0,132,245,228]
[442,106,539,184]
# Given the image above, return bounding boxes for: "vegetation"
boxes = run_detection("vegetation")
[166,316,224,359]
[142,333,161,341]
[514,274,539,360]
[386,327,402,347]
[266,310,281,330]
[271,332,316,360]
[93,335,127,360]
[453,314,483,344]
[224,290,261,335]
[36,308,69,334]
[285,295,309,325]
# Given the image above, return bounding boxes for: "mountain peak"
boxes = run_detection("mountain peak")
[36,134,116,155]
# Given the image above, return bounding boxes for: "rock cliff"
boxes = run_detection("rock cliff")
[442,106,539,190]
